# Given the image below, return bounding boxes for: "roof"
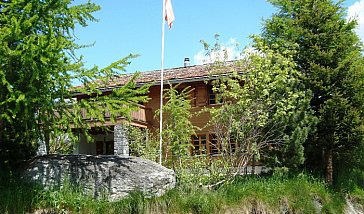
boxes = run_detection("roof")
[109,60,242,87]
[73,61,242,94]
[109,63,211,87]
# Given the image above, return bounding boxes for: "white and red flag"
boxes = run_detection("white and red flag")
[165,0,175,29]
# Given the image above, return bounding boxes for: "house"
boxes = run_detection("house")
[71,59,235,157]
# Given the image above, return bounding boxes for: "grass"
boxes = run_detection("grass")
[0,173,38,213]
[0,172,351,213]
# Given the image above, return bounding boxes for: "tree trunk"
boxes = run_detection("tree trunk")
[324,149,333,185]
[45,130,50,155]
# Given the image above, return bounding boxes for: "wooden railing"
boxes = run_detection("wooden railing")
[80,104,152,124]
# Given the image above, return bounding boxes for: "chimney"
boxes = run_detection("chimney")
[184,57,190,67]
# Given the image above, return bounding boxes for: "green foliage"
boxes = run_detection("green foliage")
[0,172,39,213]
[260,0,364,184]
[350,188,364,209]
[334,141,364,192]
[48,132,74,154]
[206,39,315,174]
[0,172,348,214]
[176,157,228,189]
[127,125,159,162]
[159,84,196,169]
[0,0,149,169]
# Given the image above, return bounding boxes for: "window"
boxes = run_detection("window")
[191,134,222,156]
[208,85,220,105]
[209,134,221,155]
[192,135,207,155]
[190,133,241,156]
[230,140,237,154]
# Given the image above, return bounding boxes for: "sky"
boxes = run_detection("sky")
[73,0,364,74]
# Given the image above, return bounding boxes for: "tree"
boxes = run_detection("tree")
[159,84,196,170]
[0,0,149,170]
[127,125,159,162]
[259,0,364,184]
[207,40,315,180]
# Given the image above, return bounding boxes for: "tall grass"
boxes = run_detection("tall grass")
[0,172,349,213]
[216,174,345,213]
[155,174,345,213]
[0,172,39,213]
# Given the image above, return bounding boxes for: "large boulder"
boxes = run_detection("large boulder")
[23,154,176,201]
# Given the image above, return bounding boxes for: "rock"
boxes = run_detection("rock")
[345,196,364,214]
[23,154,176,201]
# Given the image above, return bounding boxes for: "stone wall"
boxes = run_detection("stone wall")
[23,155,176,201]
[36,139,47,156]
[114,124,129,156]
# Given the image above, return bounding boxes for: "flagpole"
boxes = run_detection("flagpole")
[159,0,166,165]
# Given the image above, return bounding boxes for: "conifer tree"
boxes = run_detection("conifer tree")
[0,0,148,169]
[259,0,364,184]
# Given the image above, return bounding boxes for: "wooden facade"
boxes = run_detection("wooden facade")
[78,104,153,128]
[73,63,225,156]
[144,81,214,133]
[71,63,266,173]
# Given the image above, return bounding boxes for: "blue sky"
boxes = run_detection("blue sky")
[74,0,363,73]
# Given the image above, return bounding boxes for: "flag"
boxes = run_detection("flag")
[165,0,175,29]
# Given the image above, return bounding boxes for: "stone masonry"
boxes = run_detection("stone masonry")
[36,139,47,156]
[114,124,129,156]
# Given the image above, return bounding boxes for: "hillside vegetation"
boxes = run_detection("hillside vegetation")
[2,172,363,214]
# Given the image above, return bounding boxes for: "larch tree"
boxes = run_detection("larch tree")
[0,0,149,170]
[259,0,364,184]
[159,84,196,170]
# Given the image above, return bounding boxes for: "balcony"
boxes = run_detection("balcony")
[80,104,152,127]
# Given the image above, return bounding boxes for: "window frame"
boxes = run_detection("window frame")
[191,133,224,156]
[207,85,221,105]
[191,134,208,155]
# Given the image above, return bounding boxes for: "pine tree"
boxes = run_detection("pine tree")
[259,0,364,184]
